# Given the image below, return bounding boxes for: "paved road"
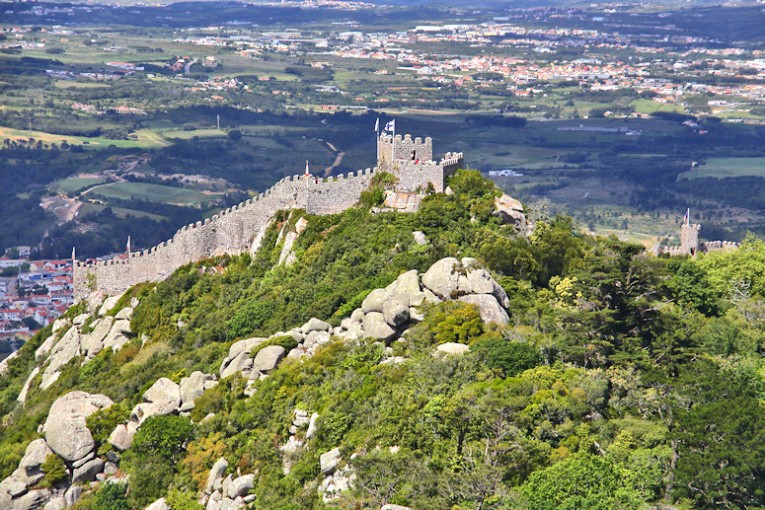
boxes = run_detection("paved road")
[184,58,199,75]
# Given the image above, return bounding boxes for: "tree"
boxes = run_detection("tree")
[472,339,540,378]
[131,414,194,462]
[521,453,645,510]
[90,482,130,510]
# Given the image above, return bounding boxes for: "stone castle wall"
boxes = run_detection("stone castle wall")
[74,132,465,298]
[394,152,463,193]
[74,169,376,298]
[703,240,738,252]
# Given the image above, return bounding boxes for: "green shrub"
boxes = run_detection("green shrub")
[250,335,299,358]
[409,302,485,346]
[472,339,540,377]
[360,186,386,208]
[131,414,194,462]
[370,171,398,189]
[128,457,175,509]
[90,482,130,510]
[316,412,352,448]
[86,402,131,454]
[166,489,204,510]
[521,453,643,510]
[227,300,276,340]
[39,454,68,488]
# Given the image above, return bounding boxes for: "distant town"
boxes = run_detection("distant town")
[0,247,74,358]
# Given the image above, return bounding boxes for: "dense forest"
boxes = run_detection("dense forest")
[1,171,764,509]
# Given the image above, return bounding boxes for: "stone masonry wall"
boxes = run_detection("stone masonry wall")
[74,133,464,298]
[394,152,464,193]
[377,134,433,169]
[74,169,375,298]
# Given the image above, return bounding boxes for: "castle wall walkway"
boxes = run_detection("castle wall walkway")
[74,169,375,298]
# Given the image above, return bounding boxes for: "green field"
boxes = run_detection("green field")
[0,126,171,149]
[52,177,108,194]
[79,202,167,221]
[53,82,111,89]
[88,182,223,206]
[682,157,765,179]
[631,98,684,114]
[161,128,227,139]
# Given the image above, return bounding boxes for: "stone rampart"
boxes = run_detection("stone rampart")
[74,168,376,298]
[703,240,738,252]
[74,133,464,298]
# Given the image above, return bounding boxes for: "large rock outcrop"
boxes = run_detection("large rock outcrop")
[493,193,529,234]
[130,378,181,425]
[43,391,113,463]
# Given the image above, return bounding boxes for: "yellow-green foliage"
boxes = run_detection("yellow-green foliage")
[179,433,228,492]
[409,301,489,346]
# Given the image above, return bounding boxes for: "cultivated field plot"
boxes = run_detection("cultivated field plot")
[52,177,108,194]
[161,128,228,140]
[79,203,167,221]
[684,157,765,179]
[88,182,223,206]
[0,126,171,149]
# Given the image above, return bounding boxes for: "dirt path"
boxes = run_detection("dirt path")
[322,141,345,177]
[40,196,81,224]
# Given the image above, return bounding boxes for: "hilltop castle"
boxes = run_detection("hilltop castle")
[660,213,737,257]
[73,133,463,298]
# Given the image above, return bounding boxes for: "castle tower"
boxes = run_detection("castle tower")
[679,222,701,256]
[377,133,433,171]
[376,133,462,193]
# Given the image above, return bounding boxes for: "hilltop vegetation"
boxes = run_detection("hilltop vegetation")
[1,171,765,509]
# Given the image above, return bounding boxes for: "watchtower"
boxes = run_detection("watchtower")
[376,133,463,193]
[377,133,433,168]
[679,222,701,256]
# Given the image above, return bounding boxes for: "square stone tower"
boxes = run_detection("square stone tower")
[377,133,433,166]
[376,133,463,193]
[679,223,701,256]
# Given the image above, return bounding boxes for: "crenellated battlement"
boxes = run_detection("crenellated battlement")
[703,240,738,252]
[73,134,462,298]
[660,218,738,258]
[375,133,462,193]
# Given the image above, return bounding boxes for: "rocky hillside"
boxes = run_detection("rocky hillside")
[1,170,765,510]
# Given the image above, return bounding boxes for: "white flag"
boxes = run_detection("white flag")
[384,120,395,132]
[71,247,75,261]
[126,235,131,254]
[374,117,379,132]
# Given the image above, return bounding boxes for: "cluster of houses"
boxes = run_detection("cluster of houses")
[0,257,74,346]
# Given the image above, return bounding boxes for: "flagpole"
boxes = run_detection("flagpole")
[392,120,396,167]
[71,246,76,299]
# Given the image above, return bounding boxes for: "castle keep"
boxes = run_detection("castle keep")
[377,134,463,193]
[73,134,464,298]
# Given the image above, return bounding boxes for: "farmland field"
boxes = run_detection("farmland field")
[87,182,223,206]
[79,202,167,221]
[0,126,171,149]
[681,157,765,179]
[52,177,108,194]
[161,128,227,140]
